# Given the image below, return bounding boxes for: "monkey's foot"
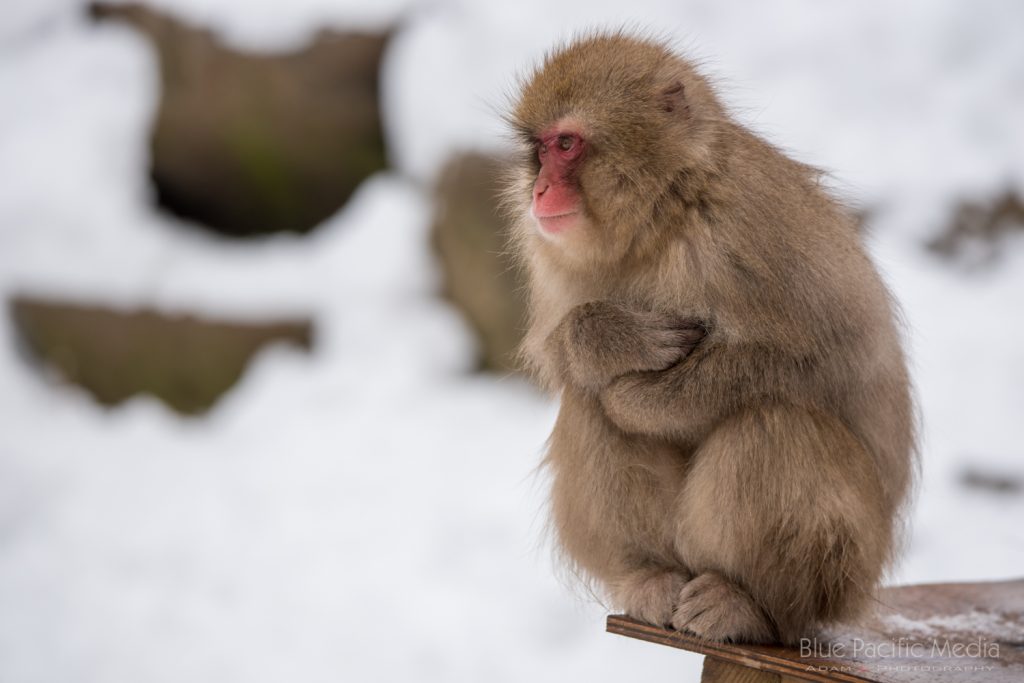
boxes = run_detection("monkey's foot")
[671,572,774,643]
[610,567,691,627]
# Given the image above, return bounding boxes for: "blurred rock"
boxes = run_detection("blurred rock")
[89,2,390,237]
[431,151,527,373]
[9,297,312,415]
[959,465,1023,496]
[927,189,1024,268]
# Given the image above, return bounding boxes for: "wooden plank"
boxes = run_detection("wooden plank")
[700,657,813,682]
[607,616,874,682]
[608,578,1024,683]
[701,657,783,682]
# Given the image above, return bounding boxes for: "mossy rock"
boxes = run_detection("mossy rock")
[9,297,313,415]
[90,2,391,237]
[431,151,527,373]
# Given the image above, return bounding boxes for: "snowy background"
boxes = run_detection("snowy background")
[2,0,1023,681]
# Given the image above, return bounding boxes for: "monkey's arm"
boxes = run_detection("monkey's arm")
[545,301,706,392]
[598,336,815,441]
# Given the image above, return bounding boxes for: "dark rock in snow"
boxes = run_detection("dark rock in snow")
[431,151,528,374]
[90,2,391,237]
[9,296,313,415]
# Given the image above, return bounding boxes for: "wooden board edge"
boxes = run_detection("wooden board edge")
[606,615,877,683]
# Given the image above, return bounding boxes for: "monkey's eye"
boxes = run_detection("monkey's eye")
[557,134,575,151]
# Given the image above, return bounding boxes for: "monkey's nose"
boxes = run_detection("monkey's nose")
[533,177,550,202]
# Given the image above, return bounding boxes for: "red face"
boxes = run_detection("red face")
[531,123,586,235]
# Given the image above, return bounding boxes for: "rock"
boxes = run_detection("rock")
[89,2,391,236]
[431,151,528,374]
[9,296,313,415]
[927,189,1024,268]
[959,464,1023,496]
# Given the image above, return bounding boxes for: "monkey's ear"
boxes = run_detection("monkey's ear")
[660,81,687,114]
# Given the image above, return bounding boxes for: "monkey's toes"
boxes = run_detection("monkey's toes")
[671,573,774,643]
[612,569,690,627]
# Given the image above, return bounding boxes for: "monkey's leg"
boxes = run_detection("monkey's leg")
[546,390,692,622]
[671,405,890,644]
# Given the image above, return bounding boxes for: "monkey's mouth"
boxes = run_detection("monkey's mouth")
[536,212,580,234]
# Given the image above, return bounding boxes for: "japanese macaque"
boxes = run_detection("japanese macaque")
[505,33,915,644]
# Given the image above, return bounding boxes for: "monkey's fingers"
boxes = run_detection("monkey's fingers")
[671,319,709,350]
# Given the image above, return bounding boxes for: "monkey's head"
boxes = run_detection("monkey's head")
[507,33,725,269]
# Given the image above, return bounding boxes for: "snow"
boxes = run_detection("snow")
[882,610,1024,641]
[1,1,1023,681]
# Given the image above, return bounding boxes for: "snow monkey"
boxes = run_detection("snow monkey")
[505,33,915,644]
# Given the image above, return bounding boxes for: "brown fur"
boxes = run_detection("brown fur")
[504,33,916,645]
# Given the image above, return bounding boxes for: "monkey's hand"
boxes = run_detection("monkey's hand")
[550,301,706,392]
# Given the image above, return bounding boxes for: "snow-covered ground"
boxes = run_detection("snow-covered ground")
[1,1,1023,681]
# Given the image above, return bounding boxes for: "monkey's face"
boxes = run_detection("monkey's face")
[513,110,673,269]
[509,34,721,269]
[530,119,587,238]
